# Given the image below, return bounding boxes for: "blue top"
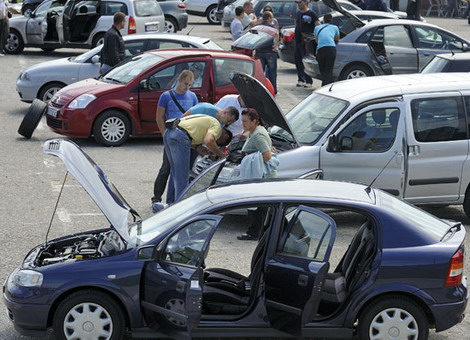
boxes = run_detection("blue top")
[189,102,218,117]
[314,24,340,50]
[158,90,198,120]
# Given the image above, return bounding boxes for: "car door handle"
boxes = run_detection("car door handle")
[176,280,186,293]
[298,274,309,287]
[423,52,431,56]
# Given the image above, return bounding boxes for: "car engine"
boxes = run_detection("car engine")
[34,230,125,266]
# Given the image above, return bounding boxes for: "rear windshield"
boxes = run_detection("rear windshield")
[378,190,451,240]
[201,40,224,51]
[134,0,163,17]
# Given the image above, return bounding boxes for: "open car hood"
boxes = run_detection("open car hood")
[323,0,364,28]
[43,139,138,244]
[230,73,299,144]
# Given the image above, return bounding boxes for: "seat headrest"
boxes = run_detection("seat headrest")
[372,110,386,125]
[389,110,399,128]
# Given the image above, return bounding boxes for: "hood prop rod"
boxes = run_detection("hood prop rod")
[45,171,69,244]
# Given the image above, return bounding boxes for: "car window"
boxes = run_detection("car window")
[356,28,374,43]
[133,0,163,16]
[146,61,206,90]
[124,40,146,57]
[337,108,400,152]
[163,219,218,267]
[448,60,470,72]
[420,56,448,73]
[34,0,52,17]
[413,26,464,51]
[214,58,254,87]
[101,1,129,15]
[411,97,467,142]
[102,54,164,84]
[159,41,186,49]
[280,208,334,261]
[383,25,413,48]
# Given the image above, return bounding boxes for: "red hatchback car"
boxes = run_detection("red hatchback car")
[46,49,273,146]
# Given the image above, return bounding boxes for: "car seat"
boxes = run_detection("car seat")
[319,220,375,314]
[375,109,399,149]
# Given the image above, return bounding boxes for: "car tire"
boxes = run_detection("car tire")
[41,47,56,52]
[154,292,187,330]
[22,4,34,16]
[358,296,429,340]
[92,33,105,48]
[462,186,470,218]
[38,82,65,103]
[93,110,131,147]
[206,5,220,25]
[340,64,372,80]
[52,290,125,340]
[18,99,47,139]
[165,17,178,33]
[5,29,24,55]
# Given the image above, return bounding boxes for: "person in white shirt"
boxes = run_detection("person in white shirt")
[215,94,245,136]
[230,6,244,41]
[241,1,257,31]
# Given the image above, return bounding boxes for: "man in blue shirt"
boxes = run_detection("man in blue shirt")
[152,70,198,212]
[314,13,340,86]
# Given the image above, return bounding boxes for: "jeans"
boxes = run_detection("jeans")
[164,128,192,202]
[152,150,174,204]
[256,50,278,94]
[294,40,312,84]
[100,63,113,74]
[317,46,336,86]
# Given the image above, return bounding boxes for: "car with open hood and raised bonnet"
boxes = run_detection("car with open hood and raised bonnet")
[3,138,467,339]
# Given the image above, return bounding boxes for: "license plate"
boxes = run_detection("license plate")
[145,24,158,32]
[47,107,58,118]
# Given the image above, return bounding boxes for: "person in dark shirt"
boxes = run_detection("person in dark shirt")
[100,12,126,74]
[294,0,319,88]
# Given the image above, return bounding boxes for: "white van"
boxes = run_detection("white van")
[192,72,470,218]
[6,0,165,54]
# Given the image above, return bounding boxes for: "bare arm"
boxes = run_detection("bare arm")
[262,150,272,163]
[182,109,191,117]
[156,106,166,134]
[204,133,228,158]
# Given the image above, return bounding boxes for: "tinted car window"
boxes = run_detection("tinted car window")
[134,0,163,16]
[411,97,466,142]
[101,1,128,15]
[448,60,470,72]
[214,58,254,87]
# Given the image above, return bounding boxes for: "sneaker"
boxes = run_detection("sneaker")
[152,202,168,213]
[303,83,313,88]
[296,81,305,87]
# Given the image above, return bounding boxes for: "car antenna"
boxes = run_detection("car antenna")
[45,171,69,243]
[328,82,334,92]
[365,150,398,194]
[186,26,195,36]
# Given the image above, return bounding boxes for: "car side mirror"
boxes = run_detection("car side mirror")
[136,245,158,261]
[326,134,339,152]
[463,43,470,52]
[139,79,149,90]
[339,136,353,151]
[91,55,100,64]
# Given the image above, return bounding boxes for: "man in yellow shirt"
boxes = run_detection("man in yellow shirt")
[163,112,238,204]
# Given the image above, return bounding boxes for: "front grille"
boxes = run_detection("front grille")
[47,116,63,129]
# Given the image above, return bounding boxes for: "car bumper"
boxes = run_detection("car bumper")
[3,290,50,337]
[429,276,469,332]
[177,14,189,30]
[279,44,294,64]
[16,79,39,103]
[303,55,321,79]
[46,106,94,138]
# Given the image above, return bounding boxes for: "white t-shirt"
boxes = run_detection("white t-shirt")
[215,94,244,136]
[0,1,7,19]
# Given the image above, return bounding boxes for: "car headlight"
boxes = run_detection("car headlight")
[14,269,43,287]
[19,72,30,81]
[68,94,96,109]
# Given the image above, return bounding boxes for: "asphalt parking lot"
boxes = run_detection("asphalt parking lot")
[1,12,470,340]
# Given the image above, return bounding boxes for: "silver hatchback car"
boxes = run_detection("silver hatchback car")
[5,0,165,54]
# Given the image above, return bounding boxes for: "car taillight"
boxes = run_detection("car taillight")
[282,30,294,43]
[445,248,464,287]
[128,16,136,34]
[178,4,186,8]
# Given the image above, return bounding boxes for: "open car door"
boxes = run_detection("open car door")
[265,205,336,335]
[140,215,222,339]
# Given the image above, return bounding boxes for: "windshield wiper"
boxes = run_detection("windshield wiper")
[440,221,461,242]
[104,77,124,84]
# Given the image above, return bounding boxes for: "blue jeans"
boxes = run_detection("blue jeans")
[294,40,312,84]
[100,64,113,74]
[164,128,192,202]
[256,50,278,94]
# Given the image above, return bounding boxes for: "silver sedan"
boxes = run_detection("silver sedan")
[16,33,223,103]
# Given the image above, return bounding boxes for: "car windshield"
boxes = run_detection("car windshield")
[73,45,102,63]
[378,190,452,240]
[102,54,163,84]
[128,191,213,245]
[284,92,349,144]
[134,0,163,16]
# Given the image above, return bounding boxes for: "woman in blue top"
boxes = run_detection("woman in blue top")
[314,13,340,86]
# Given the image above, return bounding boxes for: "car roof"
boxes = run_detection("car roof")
[122,33,217,45]
[315,73,470,102]
[145,49,254,60]
[205,179,377,205]
[329,10,399,18]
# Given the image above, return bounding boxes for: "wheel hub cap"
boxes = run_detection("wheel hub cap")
[388,326,399,337]
[369,307,418,340]
[63,302,113,340]
[82,321,94,332]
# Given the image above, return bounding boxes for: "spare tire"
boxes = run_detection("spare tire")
[18,99,47,139]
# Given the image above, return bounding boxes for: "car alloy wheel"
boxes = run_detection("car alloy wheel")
[207,5,220,24]
[165,18,177,33]
[39,82,64,103]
